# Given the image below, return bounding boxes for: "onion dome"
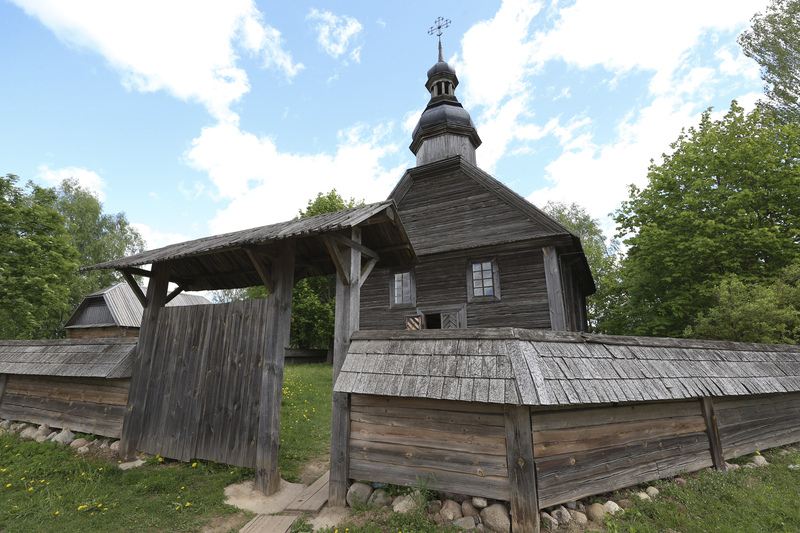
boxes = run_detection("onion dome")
[410,41,481,166]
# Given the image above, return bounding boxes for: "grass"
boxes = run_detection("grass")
[0,362,333,532]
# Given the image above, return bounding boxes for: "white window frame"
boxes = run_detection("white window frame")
[390,268,416,309]
[467,258,501,302]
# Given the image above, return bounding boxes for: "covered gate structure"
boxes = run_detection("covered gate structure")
[84,201,416,495]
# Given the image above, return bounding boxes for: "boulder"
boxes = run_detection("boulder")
[393,493,421,514]
[540,512,558,531]
[439,491,469,503]
[565,500,577,510]
[453,516,478,529]
[646,486,660,498]
[20,426,38,440]
[569,510,588,525]
[52,428,75,445]
[346,482,373,507]
[0,420,11,430]
[427,499,442,514]
[603,501,621,515]
[472,496,488,509]
[480,503,510,533]
[586,503,606,522]
[635,492,650,501]
[551,507,571,523]
[618,498,633,509]
[753,455,769,466]
[77,446,90,454]
[673,477,688,485]
[462,500,480,518]
[440,499,463,521]
[70,438,89,449]
[110,440,121,452]
[368,489,392,508]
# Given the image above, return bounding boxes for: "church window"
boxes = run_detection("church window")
[467,259,501,302]
[390,269,415,308]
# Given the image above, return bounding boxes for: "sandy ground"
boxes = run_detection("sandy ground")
[223,479,306,515]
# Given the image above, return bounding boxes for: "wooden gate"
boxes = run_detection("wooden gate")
[134,298,271,467]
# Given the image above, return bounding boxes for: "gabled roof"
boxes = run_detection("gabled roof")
[65,283,212,329]
[334,328,800,406]
[389,156,595,292]
[82,200,417,291]
[0,338,137,378]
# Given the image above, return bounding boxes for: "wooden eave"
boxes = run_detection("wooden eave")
[335,328,800,406]
[81,201,418,291]
[0,338,137,379]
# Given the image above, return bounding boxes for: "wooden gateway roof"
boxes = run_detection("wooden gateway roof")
[65,283,211,329]
[82,201,417,291]
[334,328,800,406]
[0,338,137,379]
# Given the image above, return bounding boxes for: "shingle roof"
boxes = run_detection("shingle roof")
[335,328,800,405]
[65,283,211,329]
[81,201,417,291]
[0,338,137,378]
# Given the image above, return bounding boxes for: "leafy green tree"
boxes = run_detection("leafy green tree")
[213,190,361,349]
[739,0,800,124]
[684,264,800,344]
[0,175,79,339]
[604,102,800,338]
[54,179,145,312]
[542,201,622,329]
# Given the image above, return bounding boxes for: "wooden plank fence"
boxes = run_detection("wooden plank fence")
[134,298,271,467]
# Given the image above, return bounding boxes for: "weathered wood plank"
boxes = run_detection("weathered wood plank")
[504,404,539,533]
[350,420,507,456]
[700,397,726,471]
[255,238,295,495]
[350,440,508,477]
[542,246,566,332]
[285,471,330,513]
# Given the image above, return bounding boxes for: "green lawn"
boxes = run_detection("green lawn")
[0,363,333,532]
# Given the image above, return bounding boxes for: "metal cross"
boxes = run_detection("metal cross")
[428,17,451,43]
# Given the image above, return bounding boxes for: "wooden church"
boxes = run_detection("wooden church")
[360,40,595,333]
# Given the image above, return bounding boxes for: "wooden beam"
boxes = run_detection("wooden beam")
[700,397,726,471]
[120,270,148,309]
[254,238,295,495]
[324,232,379,260]
[374,243,412,254]
[121,266,152,278]
[324,237,349,285]
[245,248,275,293]
[329,227,361,507]
[164,285,185,305]
[119,261,171,460]
[0,374,7,405]
[542,246,567,332]
[359,258,378,288]
[504,404,540,533]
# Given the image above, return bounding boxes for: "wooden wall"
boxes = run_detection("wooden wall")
[348,395,510,500]
[67,327,139,339]
[360,247,552,331]
[531,401,712,508]
[0,375,129,438]
[715,392,800,460]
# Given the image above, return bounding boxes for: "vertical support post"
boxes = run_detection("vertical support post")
[329,228,361,506]
[255,238,296,495]
[119,261,171,460]
[700,396,726,471]
[505,404,540,533]
[542,246,566,332]
[0,374,8,405]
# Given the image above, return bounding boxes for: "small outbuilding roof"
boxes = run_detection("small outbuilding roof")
[335,328,800,406]
[0,338,137,379]
[65,282,211,329]
[82,201,416,291]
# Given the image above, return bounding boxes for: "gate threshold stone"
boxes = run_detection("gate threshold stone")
[240,514,297,533]
[284,471,330,513]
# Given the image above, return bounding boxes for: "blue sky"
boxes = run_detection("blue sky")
[1,0,767,249]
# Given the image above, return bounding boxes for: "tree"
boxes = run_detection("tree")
[739,0,800,124]
[684,264,800,344]
[212,190,361,349]
[542,201,621,329]
[603,102,800,338]
[0,175,79,339]
[54,179,145,312]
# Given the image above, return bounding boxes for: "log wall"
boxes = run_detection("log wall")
[0,375,129,438]
[531,401,712,507]
[348,395,510,500]
[715,392,800,459]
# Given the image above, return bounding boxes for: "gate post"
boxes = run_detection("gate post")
[329,227,361,506]
[505,404,540,533]
[255,238,295,494]
[119,261,171,461]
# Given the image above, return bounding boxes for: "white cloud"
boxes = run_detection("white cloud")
[37,165,107,201]
[184,122,405,234]
[12,0,303,122]
[716,46,761,79]
[307,9,363,61]
[130,222,190,249]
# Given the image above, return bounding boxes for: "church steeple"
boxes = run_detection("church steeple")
[410,18,481,167]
